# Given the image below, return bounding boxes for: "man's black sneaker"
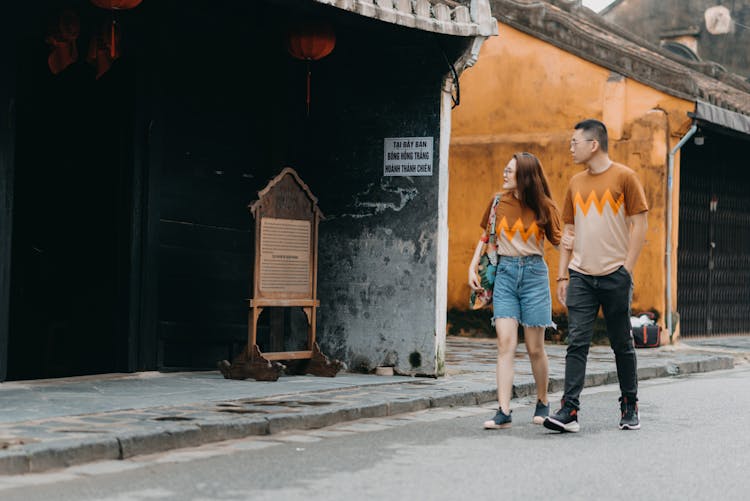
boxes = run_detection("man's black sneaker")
[532,400,549,425]
[483,408,512,429]
[619,396,640,430]
[543,401,580,433]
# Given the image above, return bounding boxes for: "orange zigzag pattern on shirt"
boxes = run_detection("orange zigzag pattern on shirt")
[497,217,541,243]
[574,189,625,216]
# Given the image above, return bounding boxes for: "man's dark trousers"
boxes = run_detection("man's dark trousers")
[563,266,638,408]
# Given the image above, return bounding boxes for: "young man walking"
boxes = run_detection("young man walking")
[544,119,648,433]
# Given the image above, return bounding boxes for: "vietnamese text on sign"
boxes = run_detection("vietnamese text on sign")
[383,137,433,176]
[259,217,311,294]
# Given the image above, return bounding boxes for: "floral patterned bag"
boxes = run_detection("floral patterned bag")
[469,193,502,310]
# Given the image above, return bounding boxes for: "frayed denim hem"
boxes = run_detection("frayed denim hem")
[491,315,519,327]
[491,316,556,330]
[522,321,557,330]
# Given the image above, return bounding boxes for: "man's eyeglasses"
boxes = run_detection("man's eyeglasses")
[570,139,595,148]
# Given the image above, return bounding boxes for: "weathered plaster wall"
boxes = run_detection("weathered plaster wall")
[310,20,466,376]
[448,24,694,329]
[151,2,465,374]
[315,100,443,375]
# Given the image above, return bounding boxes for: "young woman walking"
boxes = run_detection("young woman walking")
[468,152,562,429]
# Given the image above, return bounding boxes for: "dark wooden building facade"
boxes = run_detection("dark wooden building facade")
[0,0,496,380]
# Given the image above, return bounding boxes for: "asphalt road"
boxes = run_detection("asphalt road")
[2,366,749,501]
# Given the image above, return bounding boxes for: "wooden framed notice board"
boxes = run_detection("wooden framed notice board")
[219,167,341,381]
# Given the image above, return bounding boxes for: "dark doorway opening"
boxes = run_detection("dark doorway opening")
[8,3,136,379]
[677,127,750,336]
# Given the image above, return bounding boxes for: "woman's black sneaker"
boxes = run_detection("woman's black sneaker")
[483,408,512,429]
[532,400,549,425]
[543,400,580,433]
[619,396,640,430]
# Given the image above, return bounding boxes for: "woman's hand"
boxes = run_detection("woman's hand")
[468,238,486,291]
[561,226,575,251]
[469,267,482,290]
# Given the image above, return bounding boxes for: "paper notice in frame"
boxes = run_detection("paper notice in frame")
[383,137,433,176]
[259,217,311,294]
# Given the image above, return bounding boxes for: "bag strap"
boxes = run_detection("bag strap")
[486,193,502,244]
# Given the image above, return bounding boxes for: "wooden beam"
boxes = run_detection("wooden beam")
[249,298,320,307]
[0,17,16,382]
[263,350,313,361]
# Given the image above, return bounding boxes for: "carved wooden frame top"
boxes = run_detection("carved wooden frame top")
[248,167,323,303]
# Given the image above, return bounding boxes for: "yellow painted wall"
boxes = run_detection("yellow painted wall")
[449,24,694,339]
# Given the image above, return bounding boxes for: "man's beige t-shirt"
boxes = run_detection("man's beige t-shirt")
[562,162,648,276]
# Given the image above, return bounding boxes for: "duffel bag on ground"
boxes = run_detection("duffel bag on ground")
[632,324,661,348]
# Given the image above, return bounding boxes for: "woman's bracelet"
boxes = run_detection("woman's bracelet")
[556,277,569,282]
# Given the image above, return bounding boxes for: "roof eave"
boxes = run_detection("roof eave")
[491,0,750,117]
[313,0,498,37]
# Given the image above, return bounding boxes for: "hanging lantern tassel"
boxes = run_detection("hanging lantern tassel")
[88,0,144,77]
[306,60,312,116]
[110,19,116,58]
[286,22,336,117]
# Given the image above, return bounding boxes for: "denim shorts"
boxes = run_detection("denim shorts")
[492,255,555,328]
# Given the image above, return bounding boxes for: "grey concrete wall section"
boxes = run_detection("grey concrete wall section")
[315,66,443,376]
[279,16,472,377]
[318,216,439,375]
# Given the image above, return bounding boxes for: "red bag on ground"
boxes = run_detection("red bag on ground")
[632,324,661,348]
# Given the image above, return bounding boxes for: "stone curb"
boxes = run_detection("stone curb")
[0,355,735,475]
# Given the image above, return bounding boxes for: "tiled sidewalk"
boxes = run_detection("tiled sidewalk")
[0,336,741,475]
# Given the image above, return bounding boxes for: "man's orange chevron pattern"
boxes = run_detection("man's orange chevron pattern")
[573,189,625,216]
[498,217,542,243]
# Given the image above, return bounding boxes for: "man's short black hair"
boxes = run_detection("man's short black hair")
[574,119,608,153]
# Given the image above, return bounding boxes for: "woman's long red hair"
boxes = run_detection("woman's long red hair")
[513,152,558,239]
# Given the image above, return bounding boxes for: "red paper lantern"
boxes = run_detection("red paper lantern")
[287,23,336,115]
[90,0,143,9]
[287,23,336,62]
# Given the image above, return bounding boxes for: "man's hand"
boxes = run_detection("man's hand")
[557,224,574,308]
[557,280,568,308]
[624,212,648,274]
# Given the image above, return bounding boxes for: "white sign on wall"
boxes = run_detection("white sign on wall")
[383,137,433,176]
